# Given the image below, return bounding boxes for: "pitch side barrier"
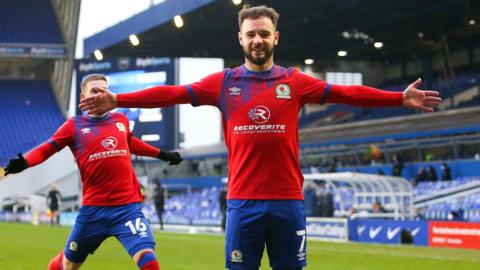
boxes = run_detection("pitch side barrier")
[306,217,349,242]
[1,212,479,249]
[307,217,480,249]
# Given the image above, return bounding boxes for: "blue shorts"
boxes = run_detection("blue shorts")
[225,200,307,269]
[64,203,155,263]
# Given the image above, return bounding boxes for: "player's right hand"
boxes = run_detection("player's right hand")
[4,153,28,176]
[79,87,117,115]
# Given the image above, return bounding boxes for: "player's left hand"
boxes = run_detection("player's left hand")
[403,78,442,112]
[4,153,28,176]
[157,151,183,165]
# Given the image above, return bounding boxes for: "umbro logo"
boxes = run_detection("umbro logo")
[81,128,91,134]
[228,87,242,96]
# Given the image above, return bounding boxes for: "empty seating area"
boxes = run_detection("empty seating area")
[414,177,480,222]
[413,178,475,197]
[425,193,480,222]
[150,186,222,226]
[0,80,65,165]
[300,70,480,128]
[0,0,63,44]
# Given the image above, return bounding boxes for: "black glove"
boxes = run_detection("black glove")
[157,151,183,165]
[4,153,28,176]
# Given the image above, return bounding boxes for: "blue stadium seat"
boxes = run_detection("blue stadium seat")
[158,186,222,226]
[299,71,480,128]
[0,0,63,44]
[0,80,65,165]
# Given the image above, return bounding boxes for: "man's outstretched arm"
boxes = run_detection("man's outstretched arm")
[129,136,183,165]
[4,142,59,176]
[3,119,73,176]
[79,71,224,115]
[79,85,191,115]
[327,78,441,112]
[298,71,442,112]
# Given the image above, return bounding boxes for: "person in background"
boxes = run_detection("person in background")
[391,154,404,177]
[302,185,318,217]
[427,165,438,181]
[371,201,386,213]
[413,167,428,186]
[47,182,62,227]
[219,184,228,232]
[152,179,165,230]
[324,191,334,218]
[4,73,183,270]
[440,163,452,181]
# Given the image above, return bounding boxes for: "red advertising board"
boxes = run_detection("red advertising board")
[429,221,480,249]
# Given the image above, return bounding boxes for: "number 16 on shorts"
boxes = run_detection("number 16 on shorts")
[125,218,148,237]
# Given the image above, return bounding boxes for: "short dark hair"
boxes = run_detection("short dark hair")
[80,73,107,93]
[238,5,280,30]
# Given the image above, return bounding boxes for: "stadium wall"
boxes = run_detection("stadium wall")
[0,148,78,202]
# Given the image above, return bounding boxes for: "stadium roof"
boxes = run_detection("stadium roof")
[85,0,480,64]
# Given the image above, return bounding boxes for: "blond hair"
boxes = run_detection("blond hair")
[80,73,107,93]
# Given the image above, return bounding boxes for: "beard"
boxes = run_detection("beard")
[242,44,274,66]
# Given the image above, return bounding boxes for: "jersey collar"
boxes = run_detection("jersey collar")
[83,112,111,122]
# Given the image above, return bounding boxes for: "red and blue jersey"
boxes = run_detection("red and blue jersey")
[25,112,160,206]
[117,65,403,200]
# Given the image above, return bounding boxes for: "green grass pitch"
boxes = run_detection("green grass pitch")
[0,222,478,269]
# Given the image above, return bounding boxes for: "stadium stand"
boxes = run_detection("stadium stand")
[142,175,480,226]
[164,186,222,226]
[300,70,480,128]
[0,0,63,44]
[0,80,65,165]
[1,1,480,258]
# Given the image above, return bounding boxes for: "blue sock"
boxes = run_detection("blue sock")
[137,251,157,269]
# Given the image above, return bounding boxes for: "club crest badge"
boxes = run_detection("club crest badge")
[231,250,243,262]
[275,84,291,99]
[69,241,78,252]
[116,122,127,132]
